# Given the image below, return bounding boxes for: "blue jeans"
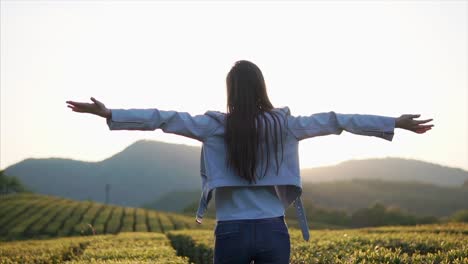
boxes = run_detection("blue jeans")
[213,215,290,264]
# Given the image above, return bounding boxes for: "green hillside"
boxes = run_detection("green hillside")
[302,179,468,217]
[4,140,202,207]
[149,179,468,219]
[0,193,215,241]
[301,157,468,186]
[5,140,468,209]
[143,190,201,212]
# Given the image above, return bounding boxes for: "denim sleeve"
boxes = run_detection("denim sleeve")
[106,108,218,141]
[286,111,396,141]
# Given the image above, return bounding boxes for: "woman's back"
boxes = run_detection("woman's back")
[66,59,433,264]
[215,186,285,221]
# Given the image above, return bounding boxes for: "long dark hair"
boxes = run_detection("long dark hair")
[225,60,285,184]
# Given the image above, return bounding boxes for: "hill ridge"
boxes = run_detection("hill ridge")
[4,139,468,209]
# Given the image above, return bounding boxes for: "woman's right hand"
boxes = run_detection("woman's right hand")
[66,97,111,118]
[395,114,434,134]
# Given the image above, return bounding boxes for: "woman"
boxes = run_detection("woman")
[66,60,433,264]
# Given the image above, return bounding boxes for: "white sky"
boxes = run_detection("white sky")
[1,1,467,171]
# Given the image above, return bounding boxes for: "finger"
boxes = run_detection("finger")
[91,97,102,105]
[409,114,421,119]
[70,107,85,113]
[417,126,432,131]
[67,105,80,111]
[66,100,81,104]
[416,124,434,129]
[414,119,433,125]
[67,101,89,107]
[67,105,88,113]
[415,127,432,133]
[91,97,105,108]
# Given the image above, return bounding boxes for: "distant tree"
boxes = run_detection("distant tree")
[307,206,351,226]
[463,179,468,188]
[450,210,468,223]
[350,202,438,227]
[0,170,29,194]
[0,172,6,193]
[285,201,351,226]
[351,202,387,227]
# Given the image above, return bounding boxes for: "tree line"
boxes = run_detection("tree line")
[0,171,29,195]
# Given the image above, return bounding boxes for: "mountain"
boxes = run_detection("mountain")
[142,190,202,212]
[4,140,468,208]
[301,179,468,217]
[4,140,201,207]
[301,158,468,187]
[148,179,468,217]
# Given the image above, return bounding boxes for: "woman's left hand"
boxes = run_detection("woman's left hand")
[395,114,434,134]
[66,97,111,118]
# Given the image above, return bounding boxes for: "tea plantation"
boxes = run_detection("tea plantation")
[1,193,467,263]
[0,193,215,240]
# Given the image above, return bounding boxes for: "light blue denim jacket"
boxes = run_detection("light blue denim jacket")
[107,106,396,241]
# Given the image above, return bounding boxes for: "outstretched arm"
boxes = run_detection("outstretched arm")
[287,111,433,141]
[66,97,218,141]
